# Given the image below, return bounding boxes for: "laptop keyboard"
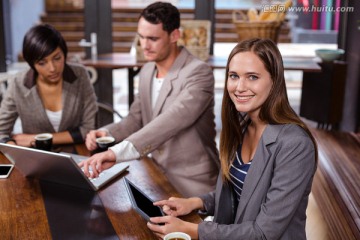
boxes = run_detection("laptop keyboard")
[85,163,129,188]
[88,171,105,182]
[80,167,110,188]
[59,152,129,189]
[81,166,104,181]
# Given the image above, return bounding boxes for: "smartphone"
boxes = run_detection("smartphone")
[0,164,14,178]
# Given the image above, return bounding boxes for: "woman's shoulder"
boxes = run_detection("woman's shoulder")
[265,124,312,146]
[267,123,308,136]
[282,123,310,137]
[66,62,87,73]
[10,68,32,88]
[275,124,314,152]
[64,63,92,83]
[264,124,316,167]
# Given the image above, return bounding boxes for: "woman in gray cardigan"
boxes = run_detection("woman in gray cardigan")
[147,39,318,239]
[0,24,97,146]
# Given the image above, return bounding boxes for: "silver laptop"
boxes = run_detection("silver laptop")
[0,143,129,191]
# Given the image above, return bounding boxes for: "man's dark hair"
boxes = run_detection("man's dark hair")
[140,1,180,34]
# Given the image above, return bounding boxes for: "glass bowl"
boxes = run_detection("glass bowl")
[315,49,345,62]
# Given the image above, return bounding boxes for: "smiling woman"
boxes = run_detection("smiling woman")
[0,24,98,148]
[227,51,273,121]
[147,39,318,240]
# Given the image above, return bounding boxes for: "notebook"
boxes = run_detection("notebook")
[0,143,129,191]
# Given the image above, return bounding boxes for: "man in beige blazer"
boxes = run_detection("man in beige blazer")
[80,2,219,197]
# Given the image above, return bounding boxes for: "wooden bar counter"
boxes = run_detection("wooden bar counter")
[0,145,201,239]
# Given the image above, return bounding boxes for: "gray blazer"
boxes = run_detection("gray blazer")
[0,63,98,143]
[198,124,316,240]
[105,47,219,197]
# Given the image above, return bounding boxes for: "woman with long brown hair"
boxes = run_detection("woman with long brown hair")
[148,38,317,239]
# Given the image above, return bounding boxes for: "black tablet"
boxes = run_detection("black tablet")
[124,177,165,223]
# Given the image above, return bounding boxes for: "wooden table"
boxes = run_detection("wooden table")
[0,145,201,239]
[81,53,142,111]
[81,53,322,116]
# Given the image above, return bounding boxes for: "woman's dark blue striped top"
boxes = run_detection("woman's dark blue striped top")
[229,145,252,202]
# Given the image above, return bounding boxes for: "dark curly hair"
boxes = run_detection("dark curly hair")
[139,1,180,34]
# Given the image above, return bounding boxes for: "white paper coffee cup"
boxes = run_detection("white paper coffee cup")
[163,232,191,240]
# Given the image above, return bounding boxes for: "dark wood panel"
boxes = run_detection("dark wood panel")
[310,128,360,240]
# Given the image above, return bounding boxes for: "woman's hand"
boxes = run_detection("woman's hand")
[78,149,116,178]
[12,133,37,147]
[154,197,204,217]
[147,216,198,239]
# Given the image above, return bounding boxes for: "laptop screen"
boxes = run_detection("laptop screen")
[0,143,94,190]
[0,143,129,191]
